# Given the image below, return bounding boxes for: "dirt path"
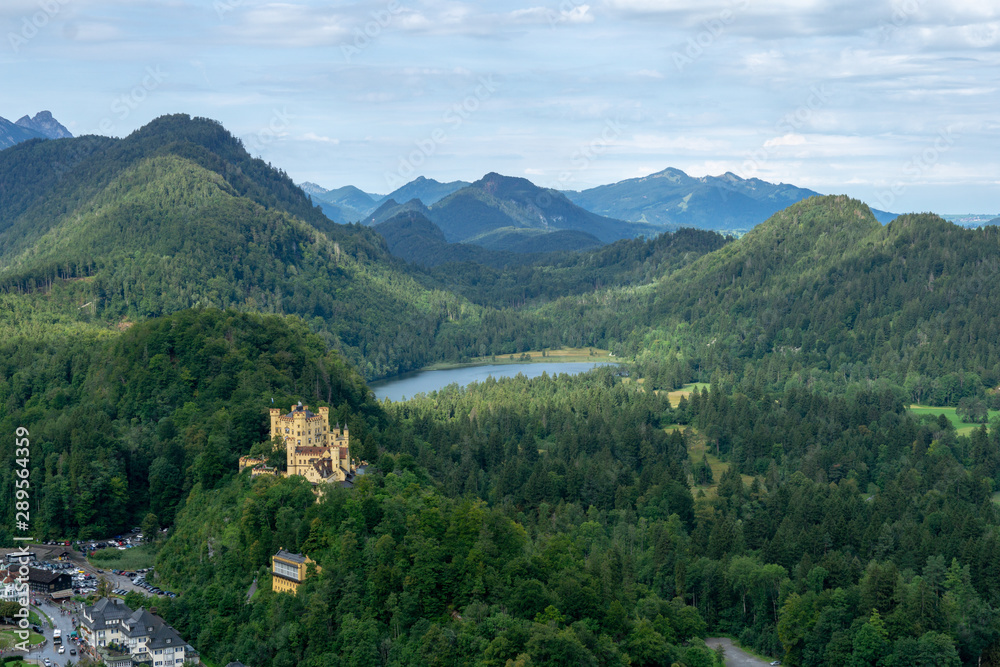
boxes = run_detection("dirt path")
[705,638,776,667]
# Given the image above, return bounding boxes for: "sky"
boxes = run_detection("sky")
[1,0,998,214]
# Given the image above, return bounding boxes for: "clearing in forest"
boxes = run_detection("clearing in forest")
[667,382,711,408]
[666,423,756,500]
[908,404,997,437]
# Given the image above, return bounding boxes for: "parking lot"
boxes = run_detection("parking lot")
[3,529,177,600]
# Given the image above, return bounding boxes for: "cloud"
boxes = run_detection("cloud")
[627,134,732,153]
[219,3,351,46]
[763,133,806,148]
[302,132,339,144]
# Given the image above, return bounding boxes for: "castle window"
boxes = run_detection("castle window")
[285,428,289,433]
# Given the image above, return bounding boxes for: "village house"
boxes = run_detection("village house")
[79,597,200,666]
[1,565,72,599]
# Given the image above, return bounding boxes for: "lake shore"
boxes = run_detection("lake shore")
[417,347,617,372]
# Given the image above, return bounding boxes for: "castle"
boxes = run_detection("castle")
[240,402,355,486]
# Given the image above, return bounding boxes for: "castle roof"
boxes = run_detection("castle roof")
[294,446,327,456]
[312,458,335,479]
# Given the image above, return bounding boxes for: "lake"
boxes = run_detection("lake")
[370,361,618,402]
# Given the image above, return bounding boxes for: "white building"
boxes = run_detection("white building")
[79,597,200,666]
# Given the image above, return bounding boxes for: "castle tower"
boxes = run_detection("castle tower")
[267,402,351,481]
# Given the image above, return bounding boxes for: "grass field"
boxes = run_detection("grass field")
[88,543,158,570]
[909,405,997,436]
[0,628,44,647]
[666,423,756,500]
[30,607,47,626]
[667,382,711,408]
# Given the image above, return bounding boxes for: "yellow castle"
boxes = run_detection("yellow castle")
[240,402,355,485]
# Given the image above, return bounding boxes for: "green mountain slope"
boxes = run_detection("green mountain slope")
[428,172,657,245]
[0,308,381,541]
[419,227,729,311]
[540,195,1000,400]
[0,114,500,379]
[462,226,603,253]
[374,210,533,268]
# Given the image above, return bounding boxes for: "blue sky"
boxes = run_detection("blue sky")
[2,0,998,213]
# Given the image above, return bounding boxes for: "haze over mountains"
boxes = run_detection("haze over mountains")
[301,176,470,224]
[565,167,898,228]
[302,166,900,266]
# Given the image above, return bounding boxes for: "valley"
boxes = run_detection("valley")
[1,114,999,667]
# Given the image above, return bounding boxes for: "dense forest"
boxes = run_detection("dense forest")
[144,366,1000,666]
[535,197,1000,405]
[0,309,380,540]
[0,116,540,379]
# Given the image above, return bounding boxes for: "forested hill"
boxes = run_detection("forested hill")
[0,308,383,541]
[0,114,515,379]
[540,195,1000,401]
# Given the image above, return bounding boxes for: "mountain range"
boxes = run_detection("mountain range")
[0,110,72,149]
[0,114,503,379]
[3,112,999,667]
[3,112,995,393]
[361,173,662,261]
[300,176,470,224]
[305,168,898,261]
[563,167,829,229]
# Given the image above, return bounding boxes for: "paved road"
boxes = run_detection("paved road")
[705,638,777,667]
[22,598,81,667]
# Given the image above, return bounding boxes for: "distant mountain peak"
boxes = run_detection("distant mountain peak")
[15,110,73,139]
[652,167,689,179]
[1,110,72,149]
